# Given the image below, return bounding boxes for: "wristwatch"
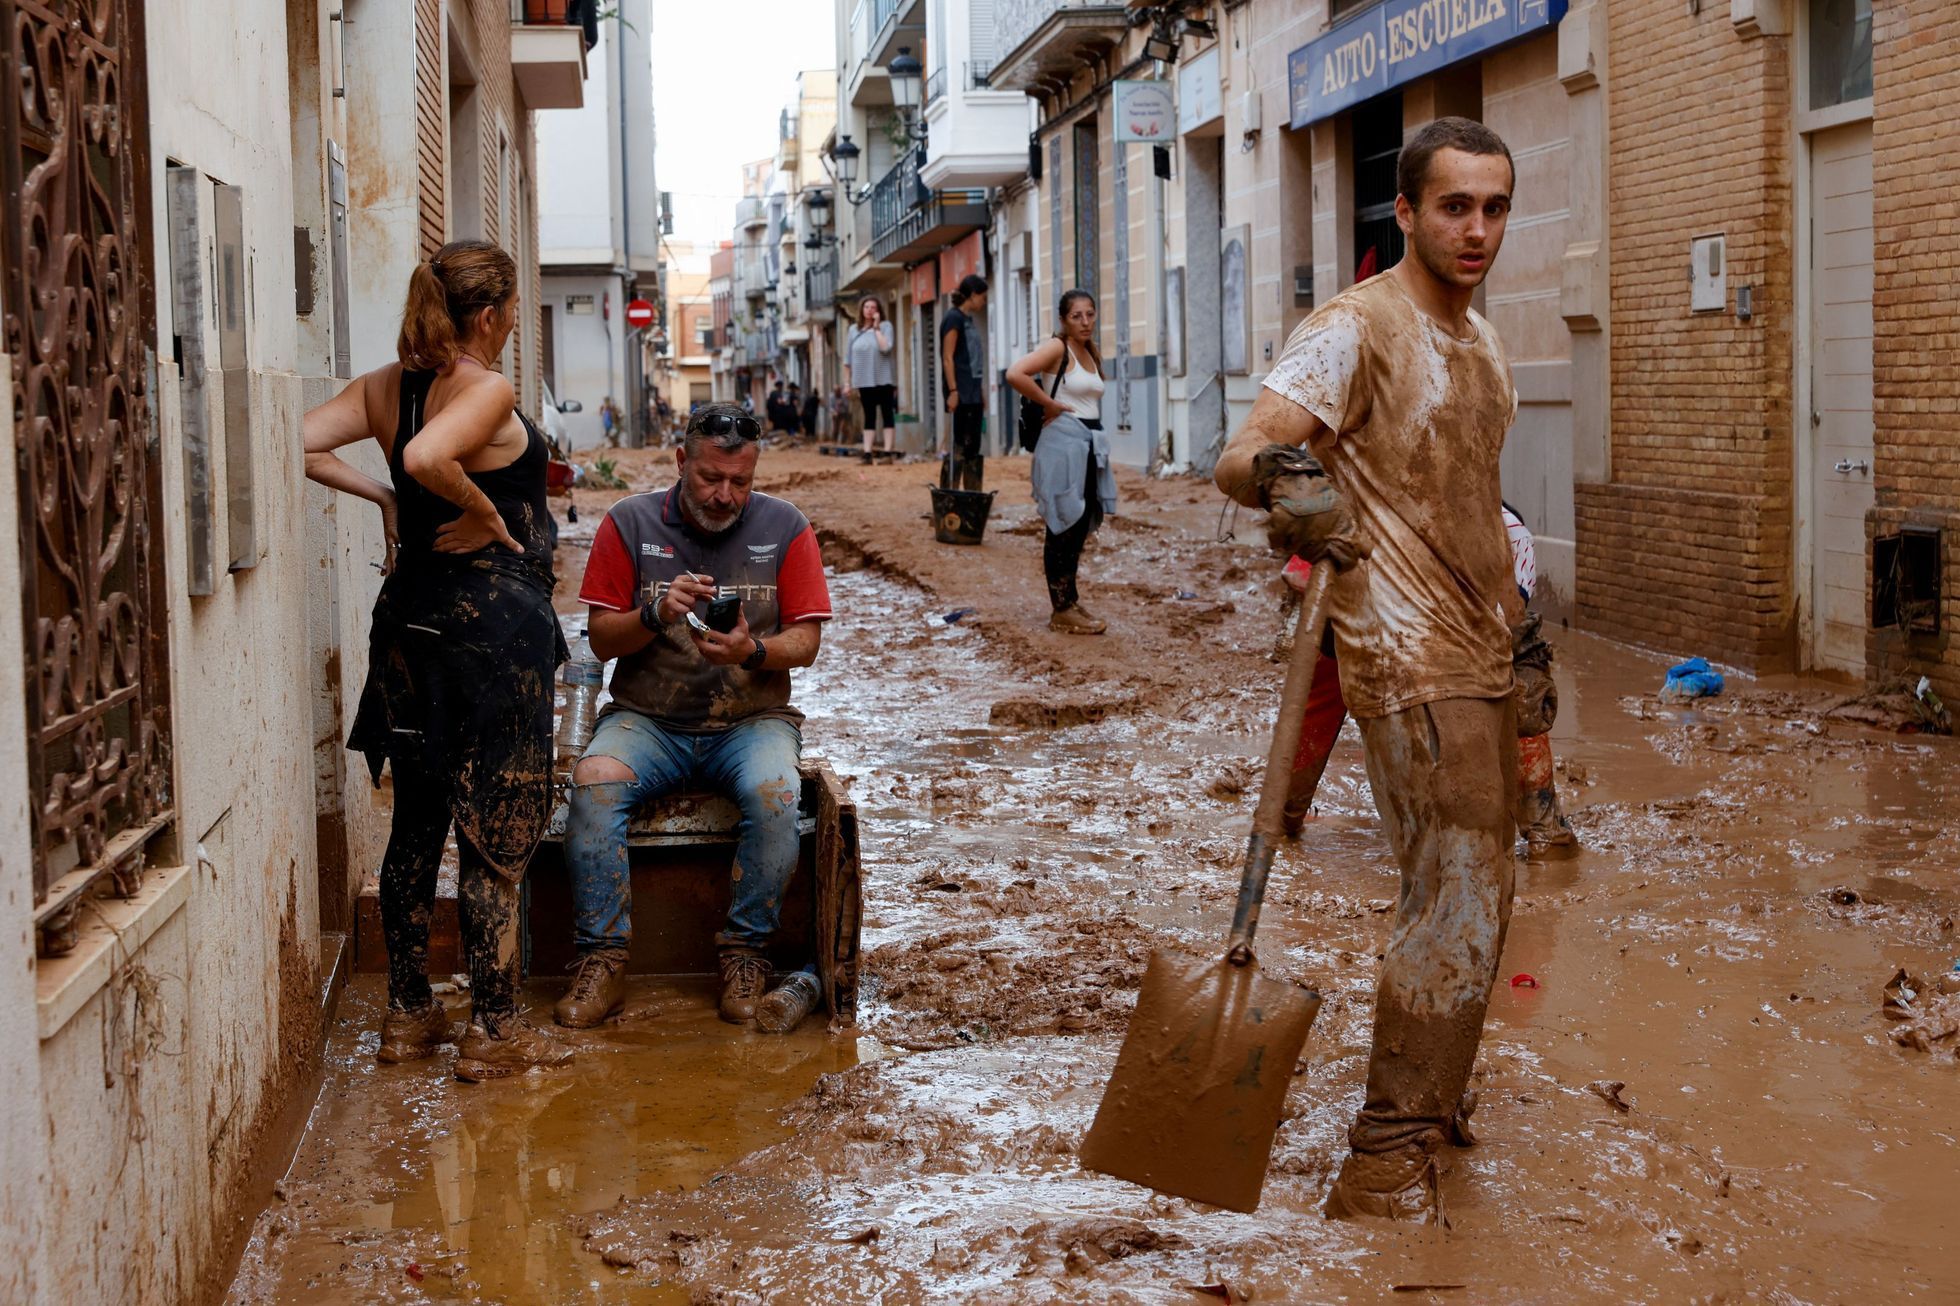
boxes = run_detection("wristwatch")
[741,636,767,671]
[639,599,661,632]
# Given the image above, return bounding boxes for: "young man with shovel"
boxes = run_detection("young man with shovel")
[1214,117,1529,1224]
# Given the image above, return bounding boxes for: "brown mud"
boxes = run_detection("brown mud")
[230,449,1960,1303]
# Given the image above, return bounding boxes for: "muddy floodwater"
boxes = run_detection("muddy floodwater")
[229,458,1960,1304]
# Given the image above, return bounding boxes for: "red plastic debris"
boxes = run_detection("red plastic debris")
[1509,973,1539,989]
[405,1263,425,1282]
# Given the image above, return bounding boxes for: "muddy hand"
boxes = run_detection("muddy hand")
[434,505,520,555]
[659,572,717,626]
[689,610,754,667]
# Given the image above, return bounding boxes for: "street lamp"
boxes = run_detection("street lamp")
[889,47,922,117]
[828,134,867,206]
[803,187,837,250]
[886,47,928,145]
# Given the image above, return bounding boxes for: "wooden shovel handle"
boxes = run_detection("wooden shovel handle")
[1226,560,1336,964]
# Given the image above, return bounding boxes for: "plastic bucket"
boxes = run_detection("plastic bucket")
[929,486,995,546]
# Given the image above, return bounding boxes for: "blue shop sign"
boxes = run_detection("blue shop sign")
[1288,0,1568,129]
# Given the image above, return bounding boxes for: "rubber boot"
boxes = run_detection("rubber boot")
[1324,1139,1447,1226]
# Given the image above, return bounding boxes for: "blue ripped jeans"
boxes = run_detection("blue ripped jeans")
[567,710,803,956]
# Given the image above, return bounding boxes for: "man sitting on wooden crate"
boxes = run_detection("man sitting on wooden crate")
[558,403,833,1029]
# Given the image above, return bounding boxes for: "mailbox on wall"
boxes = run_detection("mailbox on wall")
[1691,233,1727,313]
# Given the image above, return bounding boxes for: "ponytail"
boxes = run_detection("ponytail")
[950,273,988,308]
[396,239,519,371]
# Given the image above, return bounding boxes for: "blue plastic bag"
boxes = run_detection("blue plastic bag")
[1661,656,1724,700]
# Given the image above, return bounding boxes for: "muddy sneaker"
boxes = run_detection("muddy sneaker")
[453,1019,575,1083]
[1049,605,1107,636]
[1324,1143,1446,1225]
[718,952,773,1025]
[1523,818,1581,859]
[553,950,628,1029]
[756,970,823,1034]
[376,1001,460,1064]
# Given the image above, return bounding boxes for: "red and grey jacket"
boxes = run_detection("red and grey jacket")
[579,488,831,732]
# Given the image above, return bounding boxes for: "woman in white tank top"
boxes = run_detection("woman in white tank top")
[1006,289,1118,635]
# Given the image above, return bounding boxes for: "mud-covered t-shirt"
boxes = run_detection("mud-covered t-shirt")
[1262,273,1518,719]
[579,488,832,732]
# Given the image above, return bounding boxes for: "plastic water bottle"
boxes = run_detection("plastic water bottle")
[756,968,822,1034]
[556,634,603,776]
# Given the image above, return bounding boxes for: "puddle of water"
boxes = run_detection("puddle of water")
[226,977,855,1303]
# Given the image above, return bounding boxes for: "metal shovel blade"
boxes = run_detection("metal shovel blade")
[1078,947,1322,1213]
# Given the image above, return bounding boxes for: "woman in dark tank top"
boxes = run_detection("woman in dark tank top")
[302,239,571,1083]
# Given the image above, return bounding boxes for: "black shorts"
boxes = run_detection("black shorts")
[857,385,897,429]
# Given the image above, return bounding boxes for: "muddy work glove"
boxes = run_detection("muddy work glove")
[1511,611,1558,736]
[1251,444,1361,570]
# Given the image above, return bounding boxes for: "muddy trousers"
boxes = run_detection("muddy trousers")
[1349,697,1517,1154]
[378,759,522,1030]
[943,403,985,491]
[1043,451,1104,612]
[567,710,803,955]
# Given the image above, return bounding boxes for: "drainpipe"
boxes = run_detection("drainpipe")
[617,14,636,445]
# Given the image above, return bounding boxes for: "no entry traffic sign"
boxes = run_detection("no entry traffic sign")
[624,298,656,330]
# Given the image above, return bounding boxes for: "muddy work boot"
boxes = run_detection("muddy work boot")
[376,1001,460,1064]
[453,1018,575,1083]
[718,951,774,1025]
[553,950,629,1029]
[1324,1141,1447,1226]
[1049,605,1107,636]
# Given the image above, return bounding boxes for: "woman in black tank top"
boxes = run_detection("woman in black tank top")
[302,240,571,1082]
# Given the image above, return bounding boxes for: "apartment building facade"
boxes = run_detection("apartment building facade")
[539,0,657,448]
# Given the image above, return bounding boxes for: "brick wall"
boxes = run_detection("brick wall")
[1579,3,1796,668]
[1868,1,1960,695]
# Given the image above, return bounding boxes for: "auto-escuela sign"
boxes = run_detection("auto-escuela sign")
[1287,0,1567,129]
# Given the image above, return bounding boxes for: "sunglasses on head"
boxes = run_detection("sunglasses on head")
[690,413,761,439]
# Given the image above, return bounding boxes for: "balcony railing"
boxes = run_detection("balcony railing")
[513,0,595,44]
[869,147,989,264]
[736,196,768,229]
[870,148,929,259]
[871,0,902,32]
[968,60,993,88]
[805,254,838,312]
[925,67,946,107]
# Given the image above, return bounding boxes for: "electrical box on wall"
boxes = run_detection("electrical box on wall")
[1691,233,1727,313]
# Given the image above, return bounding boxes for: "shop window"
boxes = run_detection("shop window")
[1808,0,1873,110]
[1351,93,1403,283]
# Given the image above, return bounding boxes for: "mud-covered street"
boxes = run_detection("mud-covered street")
[229,451,1960,1304]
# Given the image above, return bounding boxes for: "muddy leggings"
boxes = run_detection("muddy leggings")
[1350,697,1517,1155]
[1043,450,1104,612]
[379,757,522,1034]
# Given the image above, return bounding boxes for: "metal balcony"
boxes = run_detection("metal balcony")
[990,0,1129,94]
[804,254,838,313]
[509,0,588,109]
[864,0,925,70]
[736,196,769,230]
[869,147,989,265]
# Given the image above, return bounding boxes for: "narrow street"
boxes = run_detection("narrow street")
[228,453,1960,1303]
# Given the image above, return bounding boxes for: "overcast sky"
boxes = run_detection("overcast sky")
[652,0,837,249]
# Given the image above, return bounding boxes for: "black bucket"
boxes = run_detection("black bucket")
[929,486,996,546]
